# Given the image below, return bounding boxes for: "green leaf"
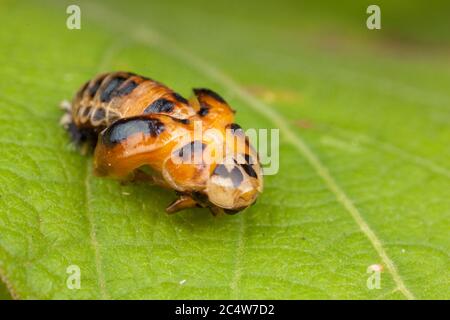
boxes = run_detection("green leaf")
[0,0,449,299]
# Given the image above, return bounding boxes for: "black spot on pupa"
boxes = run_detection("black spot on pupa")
[198,106,210,117]
[241,163,258,178]
[92,108,106,122]
[116,80,138,97]
[213,164,244,187]
[230,123,242,131]
[194,88,226,103]
[213,164,229,177]
[172,92,189,104]
[244,136,250,147]
[88,77,104,97]
[144,98,174,114]
[102,116,165,147]
[228,123,244,135]
[100,76,126,102]
[244,154,253,164]
[230,166,244,187]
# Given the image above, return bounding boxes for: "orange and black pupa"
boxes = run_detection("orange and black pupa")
[60,71,263,215]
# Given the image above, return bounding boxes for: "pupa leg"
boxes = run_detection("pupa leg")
[165,195,198,214]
